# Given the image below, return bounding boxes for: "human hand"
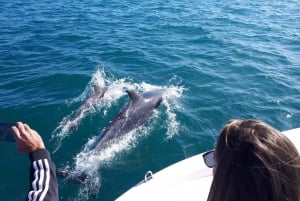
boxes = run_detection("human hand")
[11,122,45,153]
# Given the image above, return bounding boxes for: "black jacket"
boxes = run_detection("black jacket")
[27,149,59,201]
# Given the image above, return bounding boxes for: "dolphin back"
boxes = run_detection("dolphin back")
[94,89,163,151]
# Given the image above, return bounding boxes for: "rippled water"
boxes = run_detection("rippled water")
[1,0,300,200]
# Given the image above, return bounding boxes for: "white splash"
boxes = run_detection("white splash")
[138,79,185,138]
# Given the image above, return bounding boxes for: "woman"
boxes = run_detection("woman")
[207,119,300,201]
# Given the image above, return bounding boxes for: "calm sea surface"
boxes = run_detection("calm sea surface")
[1,0,300,200]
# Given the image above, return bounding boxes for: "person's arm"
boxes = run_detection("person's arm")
[11,122,59,201]
[27,149,58,201]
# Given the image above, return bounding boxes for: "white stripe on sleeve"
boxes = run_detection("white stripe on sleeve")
[27,159,50,201]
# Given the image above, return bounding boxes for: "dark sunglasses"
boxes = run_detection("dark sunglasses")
[202,150,215,168]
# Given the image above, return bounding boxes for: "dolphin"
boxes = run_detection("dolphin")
[68,85,108,131]
[57,89,163,190]
[92,89,163,151]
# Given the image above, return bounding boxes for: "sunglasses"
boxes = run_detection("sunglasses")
[202,150,215,168]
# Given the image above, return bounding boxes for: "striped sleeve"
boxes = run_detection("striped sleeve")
[27,149,58,201]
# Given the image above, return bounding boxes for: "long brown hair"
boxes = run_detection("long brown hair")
[207,119,300,201]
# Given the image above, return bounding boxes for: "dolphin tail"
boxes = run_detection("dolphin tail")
[56,168,100,197]
[56,167,88,184]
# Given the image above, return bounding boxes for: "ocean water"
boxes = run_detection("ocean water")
[1,0,300,200]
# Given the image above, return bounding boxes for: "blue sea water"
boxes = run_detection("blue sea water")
[1,0,300,200]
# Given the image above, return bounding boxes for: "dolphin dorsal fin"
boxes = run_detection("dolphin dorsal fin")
[126,89,140,102]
